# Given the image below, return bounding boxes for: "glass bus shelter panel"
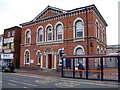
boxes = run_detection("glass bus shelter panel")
[88,58,101,80]
[103,57,118,81]
[63,58,73,78]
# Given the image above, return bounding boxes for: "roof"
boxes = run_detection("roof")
[107,45,120,49]
[20,4,108,27]
[4,26,21,31]
[62,54,120,58]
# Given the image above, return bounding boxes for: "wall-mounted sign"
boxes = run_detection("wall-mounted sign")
[7,43,10,49]
[30,60,34,64]
[11,43,14,49]
[1,53,14,59]
[4,37,14,44]
[2,46,7,50]
[4,49,11,53]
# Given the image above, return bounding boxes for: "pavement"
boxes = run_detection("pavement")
[15,69,61,77]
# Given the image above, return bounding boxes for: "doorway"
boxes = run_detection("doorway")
[48,54,52,69]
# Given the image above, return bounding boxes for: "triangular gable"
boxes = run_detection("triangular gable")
[33,5,66,22]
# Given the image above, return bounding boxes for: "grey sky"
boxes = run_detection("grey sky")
[0,0,119,45]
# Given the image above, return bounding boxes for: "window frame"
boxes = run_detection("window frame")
[73,17,84,40]
[24,50,30,65]
[25,29,31,45]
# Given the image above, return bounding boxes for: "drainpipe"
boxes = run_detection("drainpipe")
[85,7,89,80]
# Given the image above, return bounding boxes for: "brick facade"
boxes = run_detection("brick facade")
[2,26,21,69]
[20,5,107,70]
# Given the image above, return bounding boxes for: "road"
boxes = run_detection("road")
[2,72,120,89]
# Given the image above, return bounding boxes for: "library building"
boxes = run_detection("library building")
[20,4,107,70]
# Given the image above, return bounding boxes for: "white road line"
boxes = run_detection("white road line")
[8,83,17,87]
[9,73,118,87]
[9,80,37,87]
[23,87,29,88]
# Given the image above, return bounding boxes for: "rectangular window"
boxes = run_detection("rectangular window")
[8,31,11,37]
[12,31,15,36]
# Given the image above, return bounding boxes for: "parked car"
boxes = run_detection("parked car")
[2,61,15,72]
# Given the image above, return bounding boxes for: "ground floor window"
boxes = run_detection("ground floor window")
[24,50,30,64]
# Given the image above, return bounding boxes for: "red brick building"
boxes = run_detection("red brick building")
[2,26,21,69]
[20,4,107,70]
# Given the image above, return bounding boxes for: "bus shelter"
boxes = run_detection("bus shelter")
[61,54,120,82]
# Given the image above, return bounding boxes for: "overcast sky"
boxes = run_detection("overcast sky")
[0,0,119,45]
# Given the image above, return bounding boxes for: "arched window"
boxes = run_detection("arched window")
[74,45,85,67]
[56,24,63,40]
[47,26,53,41]
[75,48,84,65]
[25,30,31,44]
[96,21,99,38]
[24,50,30,64]
[75,20,84,38]
[37,28,44,42]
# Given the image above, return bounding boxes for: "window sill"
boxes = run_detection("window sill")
[73,37,85,42]
[36,40,64,46]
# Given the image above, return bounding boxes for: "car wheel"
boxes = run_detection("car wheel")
[2,69,5,72]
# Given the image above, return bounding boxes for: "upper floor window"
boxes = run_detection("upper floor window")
[7,31,11,37]
[96,21,99,39]
[47,26,53,41]
[25,29,31,44]
[37,28,44,42]
[12,31,15,36]
[75,20,84,38]
[56,24,63,40]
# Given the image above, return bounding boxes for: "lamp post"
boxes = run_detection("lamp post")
[60,47,64,77]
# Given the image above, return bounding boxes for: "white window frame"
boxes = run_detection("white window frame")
[24,49,30,65]
[36,26,44,43]
[36,50,41,65]
[73,17,84,40]
[25,29,31,45]
[45,24,53,41]
[55,21,64,40]
[95,19,99,39]
[73,45,85,67]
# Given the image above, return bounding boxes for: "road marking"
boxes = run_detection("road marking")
[8,83,17,87]
[9,73,118,87]
[23,87,29,88]
[9,80,38,87]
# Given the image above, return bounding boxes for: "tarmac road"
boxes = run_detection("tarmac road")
[2,71,119,89]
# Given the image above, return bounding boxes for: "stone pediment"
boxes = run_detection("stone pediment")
[33,5,66,22]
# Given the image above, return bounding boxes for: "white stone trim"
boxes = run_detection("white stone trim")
[24,49,30,65]
[41,55,43,68]
[25,28,32,45]
[45,23,53,41]
[73,44,85,55]
[36,26,44,43]
[54,21,64,40]
[73,17,84,41]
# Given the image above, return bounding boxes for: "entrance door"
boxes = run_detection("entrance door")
[48,54,52,69]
